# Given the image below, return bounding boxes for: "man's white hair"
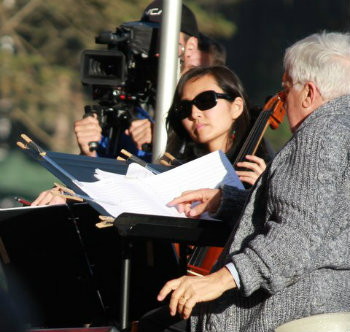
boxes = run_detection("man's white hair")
[284,31,350,100]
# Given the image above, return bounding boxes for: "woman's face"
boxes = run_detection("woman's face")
[181,74,243,152]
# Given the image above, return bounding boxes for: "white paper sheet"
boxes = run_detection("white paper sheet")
[73,150,243,218]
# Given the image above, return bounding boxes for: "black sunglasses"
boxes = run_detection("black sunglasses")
[175,90,235,120]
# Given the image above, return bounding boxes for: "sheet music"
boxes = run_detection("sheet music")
[95,163,154,180]
[142,150,243,194]
[74,150,243,218]
[75,175,183,218]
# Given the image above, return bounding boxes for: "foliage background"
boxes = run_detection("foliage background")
[0,0,349,205]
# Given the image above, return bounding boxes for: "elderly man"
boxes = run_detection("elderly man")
[158,31,350,332]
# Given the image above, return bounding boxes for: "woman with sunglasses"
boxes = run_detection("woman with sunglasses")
[166,65,268,186]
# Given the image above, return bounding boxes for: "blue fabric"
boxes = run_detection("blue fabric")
[96,105,153,162]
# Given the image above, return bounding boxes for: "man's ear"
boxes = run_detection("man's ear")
[301,81,325,118]
[185,36,198,54]
[301,83,312,108]
[301,82,319,108]
[302,82,325,110]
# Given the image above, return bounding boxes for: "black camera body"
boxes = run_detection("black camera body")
[80,21,160,156]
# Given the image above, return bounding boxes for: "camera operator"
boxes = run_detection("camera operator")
[75,0,200,161]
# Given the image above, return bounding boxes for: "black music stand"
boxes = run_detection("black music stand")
[113,213,230,331]
[0,203,181,330]
[0,203,105,328]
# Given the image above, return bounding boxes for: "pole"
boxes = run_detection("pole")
[152,0,181,163]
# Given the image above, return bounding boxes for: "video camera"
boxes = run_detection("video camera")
[80,20,160,156]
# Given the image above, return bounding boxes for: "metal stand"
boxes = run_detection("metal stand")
[117,239,190,331]
[119,238,132,331]
[114,212,230,330]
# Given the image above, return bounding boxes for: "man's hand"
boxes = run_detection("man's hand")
[167,188,221,218]
[125,119,152,150]
[158,267,236,319]
[236,155,266,186]
[74,114,102,157]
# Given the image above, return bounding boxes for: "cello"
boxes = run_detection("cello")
[186,92,286,276]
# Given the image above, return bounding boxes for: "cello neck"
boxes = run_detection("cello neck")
[233,109,272,166]
[233,94,285,166]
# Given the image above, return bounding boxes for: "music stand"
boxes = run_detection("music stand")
[0,203,105,328]
[113,212,230,331]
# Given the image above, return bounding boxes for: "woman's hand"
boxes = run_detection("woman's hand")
[167,188,221,218]
[157,267,236,319]
[31,188,66,206]
[236,155,266,186]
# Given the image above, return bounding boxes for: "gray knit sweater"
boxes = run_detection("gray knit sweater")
[191,94,350,332]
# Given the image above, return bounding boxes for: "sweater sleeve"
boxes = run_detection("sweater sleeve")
[230,118,350,297]
[210,184,250,227]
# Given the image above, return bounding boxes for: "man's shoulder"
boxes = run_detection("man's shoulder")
[301,95,350,138]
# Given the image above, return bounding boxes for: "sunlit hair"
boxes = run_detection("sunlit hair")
[283,31,350,100]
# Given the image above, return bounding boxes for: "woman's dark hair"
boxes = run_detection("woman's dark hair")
[166,65,251,162]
